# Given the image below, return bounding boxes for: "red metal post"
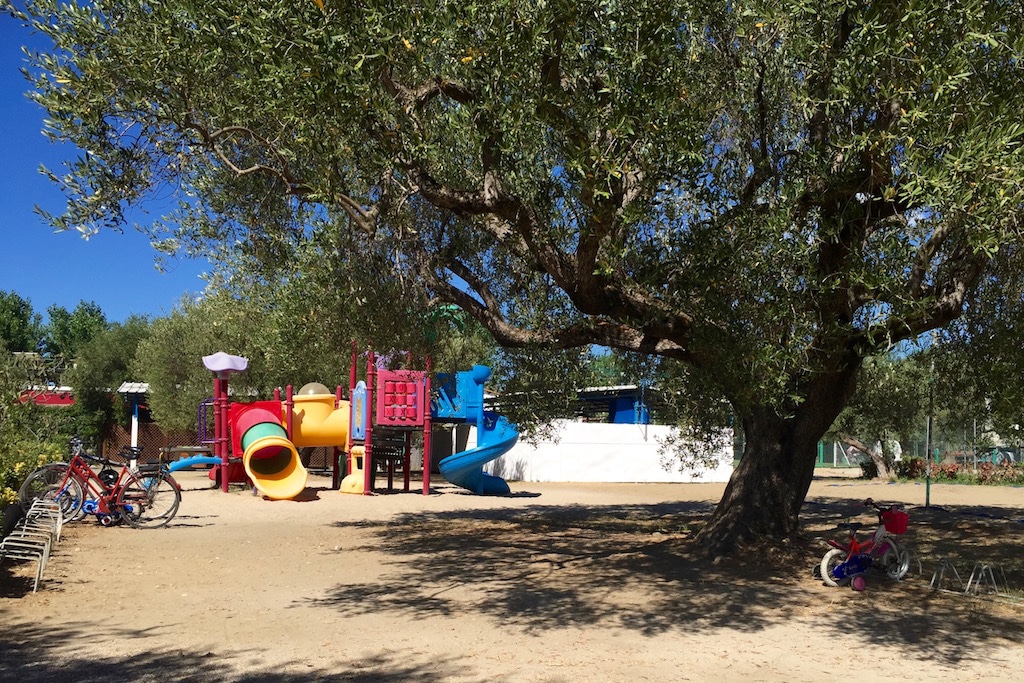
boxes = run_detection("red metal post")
[422,357,432,495]
[348,341,358,457]
[215,376,230,493]
[363,349,376,495]
[283,384,293,441]
[403,430,411,492]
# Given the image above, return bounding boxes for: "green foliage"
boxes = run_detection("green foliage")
[490,346,592,441]
[930,244,1024,445]
[134,242,499,432]
[64,315,151,441]
[131,291,281,432]
[827,353,930,474]
[586,351,627,387]
[13,0,1022,411]
[0,351,76,437]
[41,300,108,359]
[0,291,43,352]
[0,352,68,505]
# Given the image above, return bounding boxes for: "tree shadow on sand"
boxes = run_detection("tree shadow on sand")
[297,498,1024,667]
[0,621,482,683]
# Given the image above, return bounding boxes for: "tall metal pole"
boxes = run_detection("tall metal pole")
[925,357,934,508]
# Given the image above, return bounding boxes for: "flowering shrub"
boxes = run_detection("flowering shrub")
[894,458,928,479]
[894,457,1024,485]
[0,439,65,506]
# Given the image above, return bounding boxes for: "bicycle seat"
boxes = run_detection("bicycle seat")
[838,522,866,532]
[120,446,144,458]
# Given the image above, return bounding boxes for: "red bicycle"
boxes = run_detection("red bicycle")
[19,441,181,529]
[819,499,910,589]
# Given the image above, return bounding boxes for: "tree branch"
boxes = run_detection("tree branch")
[183,121,312,195]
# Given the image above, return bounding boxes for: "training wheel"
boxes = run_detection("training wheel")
[851,575,866,591]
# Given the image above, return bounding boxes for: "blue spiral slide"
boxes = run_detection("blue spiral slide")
[432,366,519,495]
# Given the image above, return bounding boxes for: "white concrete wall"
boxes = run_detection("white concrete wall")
[469,420,735,483]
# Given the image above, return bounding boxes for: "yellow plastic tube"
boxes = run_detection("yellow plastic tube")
[238,407,308,500]
[290,394,350,448]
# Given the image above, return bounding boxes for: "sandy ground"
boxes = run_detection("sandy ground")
[2,468,1023,682]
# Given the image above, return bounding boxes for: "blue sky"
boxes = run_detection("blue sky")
[0,13,209,324]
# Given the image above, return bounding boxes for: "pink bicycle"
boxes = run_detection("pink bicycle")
[819,498,910,589]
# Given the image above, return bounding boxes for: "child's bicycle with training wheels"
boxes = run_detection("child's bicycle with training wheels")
[819,498,911,590]
[18,438,181,528]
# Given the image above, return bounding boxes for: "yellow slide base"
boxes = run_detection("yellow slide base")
[339,472,365,495]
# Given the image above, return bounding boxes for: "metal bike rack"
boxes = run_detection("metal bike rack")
[965,562,1008,596]
[929,558,965,592]
[930,558,1010,597]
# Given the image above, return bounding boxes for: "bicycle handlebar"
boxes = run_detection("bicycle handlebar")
[863,498,903,518]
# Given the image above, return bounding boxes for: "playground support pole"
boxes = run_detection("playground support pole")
[403,430,411,492]
[926,357,934,508]
[130,398,140,449]
[213,376,221,490]
[423,357,432,495]
[202,352,249,493]
[285,385,294,441]
[348,341,358,457]
[363,349,376,496]
[333,385,345,489]
[215,375,230,493]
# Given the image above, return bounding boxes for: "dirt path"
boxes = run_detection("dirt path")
[2,471,1023,682]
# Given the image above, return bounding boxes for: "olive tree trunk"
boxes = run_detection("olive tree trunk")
[695,368,858,556]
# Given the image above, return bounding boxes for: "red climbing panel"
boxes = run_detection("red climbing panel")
[375,369,427,426]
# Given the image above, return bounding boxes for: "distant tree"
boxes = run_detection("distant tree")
[64,315,151,442]
[0,349,77,457]
[0,350,65,504]
[0,343,24,430]
[131,292,265,432]
[0,290,42,353]
[828,354,929,479]
[587,352,627,387]
[136,248,500,432]
[41,301,108,359]
[930,247,1024,449]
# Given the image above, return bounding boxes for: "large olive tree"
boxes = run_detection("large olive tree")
[8,0,1023,552]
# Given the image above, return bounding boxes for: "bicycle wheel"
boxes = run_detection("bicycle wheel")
[877,539,910,580]
[820,548,848,587]
[117,471,181,529]
[18,464,86,522]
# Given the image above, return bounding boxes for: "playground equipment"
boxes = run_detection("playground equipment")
[433,365,519,495]
[197,353,350,500]
[340,346,432,495]
[341,348,520,495]
[190,347,519,500]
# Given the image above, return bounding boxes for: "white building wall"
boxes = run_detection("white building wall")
[470,419,735,483]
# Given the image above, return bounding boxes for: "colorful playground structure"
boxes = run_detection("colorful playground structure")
[166,346,519,500]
